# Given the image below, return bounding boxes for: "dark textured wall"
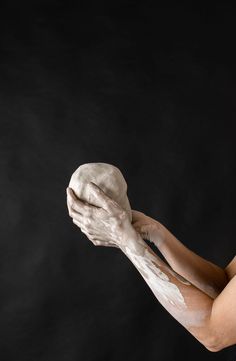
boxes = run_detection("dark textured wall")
[0,2,236,361]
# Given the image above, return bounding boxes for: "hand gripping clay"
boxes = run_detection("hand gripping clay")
[68,162,132,222]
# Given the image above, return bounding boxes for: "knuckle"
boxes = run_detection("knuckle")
[84,218,90,227]
[121,209,127,217]
[93,240,101,246]
[119,209,127,221]
[112,216,122,228]
[112,210,128,227]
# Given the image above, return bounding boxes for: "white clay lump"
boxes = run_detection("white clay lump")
[68,162,132,222]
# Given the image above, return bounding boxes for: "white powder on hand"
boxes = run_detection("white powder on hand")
[68,162,132,222]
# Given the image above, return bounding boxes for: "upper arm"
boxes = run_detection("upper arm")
[208,274,236,351]
[224,256,236,280]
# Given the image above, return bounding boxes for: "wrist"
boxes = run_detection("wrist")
[120,227,146,256]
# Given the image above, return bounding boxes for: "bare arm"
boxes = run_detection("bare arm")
[132,211,229,298]
[119,232,236,352]
[66,185,236,352]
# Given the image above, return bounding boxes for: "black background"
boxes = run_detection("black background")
[0,2,236,360]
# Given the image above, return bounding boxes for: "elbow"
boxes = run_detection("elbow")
[203,334,225,353]
[204,344,223,353]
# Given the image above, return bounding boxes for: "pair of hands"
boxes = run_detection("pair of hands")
[66,182,160,249]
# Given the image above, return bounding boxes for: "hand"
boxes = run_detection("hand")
[66,182,138,249]
[131,210,165,248]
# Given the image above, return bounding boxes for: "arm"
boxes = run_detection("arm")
[66,185,236,352]
[119,231,236,352]
[131,211,229,298]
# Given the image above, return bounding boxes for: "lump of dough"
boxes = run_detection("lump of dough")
[68,162,132,221]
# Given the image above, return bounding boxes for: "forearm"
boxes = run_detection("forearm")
[148,221,228,298]
[119,232,220,351]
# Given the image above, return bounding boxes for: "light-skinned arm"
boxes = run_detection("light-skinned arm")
[117,231,236,352]
[66,184,236,352]
[131,210,229,298]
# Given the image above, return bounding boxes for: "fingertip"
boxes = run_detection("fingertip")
[69,187,75,194]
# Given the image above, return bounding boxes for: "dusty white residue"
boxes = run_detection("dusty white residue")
[121,242,214,329]
[147,223,166,249]
[170,307,210,328]
[68,162,133,221]
[124,245,187,310]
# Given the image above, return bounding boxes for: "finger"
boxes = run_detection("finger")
[92,240,104,246]
[66,192,74,214]
[90,239,119,248]
[75,227,118,248]
[80,226,89,235]
[132,223,141,232]
[131,220,141,227]
[139,225,150,239]
[131,209,144,222]
[104,243,119,248]
[69,207,85,222]
[66,188,83,215]
[79,229,100,245]
[76,223,96,237]
[72,218,83,228]
[91,239,107,247]
[89,236,117,246]
[87,182,119,212]
[96,242,119,248]
[67,187,97,216]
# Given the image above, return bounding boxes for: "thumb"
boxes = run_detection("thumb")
[133,224,150,240]
[140,225,151,239]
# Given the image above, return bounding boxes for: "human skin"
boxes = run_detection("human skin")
[131,210,229,299]
[66,183,236,352]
